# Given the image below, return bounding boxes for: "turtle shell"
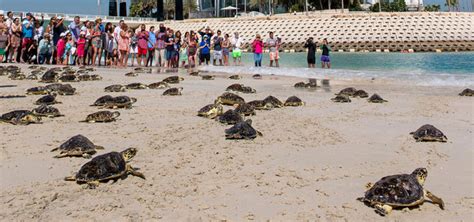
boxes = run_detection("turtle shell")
[284,96,304,106]
[163,76,183,84]
[217,92,245,105]
[84,111,120,122]
[92,95,115,106]
[74,152,126,183]
[354,90,369,98]
[368,94,388,103]
[163,87,182,96]
[32,105,62,117]
[225,119,261,140]
[459,88,473,96]
[410,124,447,142]
[148,82,169,89]
[229,75,241,79]
[40,69,59,82]
[126,83,148,89]
[331,95,351,103]
[364,173,424,206]
[218,109,243,125]
[106,96,137,108]
[104,84,127,92]
[248,100,273,110]
[1,110,32,121]
[26,86,50,95]
[263,96,283,108]
[35,94,60,105]
[336,87,357,96]
[226,84,244,92]
[234,103,256,116]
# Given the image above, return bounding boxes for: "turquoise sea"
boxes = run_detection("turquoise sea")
[202,52,474,86]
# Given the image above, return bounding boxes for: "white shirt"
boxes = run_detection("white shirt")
[34,26,44,41]
[113,26,122,42]
[231,37,242,50]
[5,18,13,34]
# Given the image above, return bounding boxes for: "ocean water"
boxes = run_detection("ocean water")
[200,52,474,86]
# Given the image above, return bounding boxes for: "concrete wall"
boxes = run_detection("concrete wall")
[157,12,474,52]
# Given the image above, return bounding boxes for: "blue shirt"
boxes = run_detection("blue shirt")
[200,41,210,54]
[148,31,156,48]
[22,20,34,38]
[68,22,81,41]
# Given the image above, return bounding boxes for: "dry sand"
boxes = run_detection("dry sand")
[0,64,472,221]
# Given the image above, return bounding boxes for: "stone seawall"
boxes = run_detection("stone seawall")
[157,12,474,52]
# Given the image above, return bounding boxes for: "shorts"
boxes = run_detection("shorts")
[22,38,34,49]
[321,55,330,63]
[222,48,229,56]
[130,45,138,54]
[138,47,147,56]
[307,57,315,64]
[0,48,5,55]
[232,49,241,58]
[165,50,174,60]
[200,53,210,63]
[213,50,222,60]
[91,38,102,48]
[188,47,197,56]
[269,51,279,61]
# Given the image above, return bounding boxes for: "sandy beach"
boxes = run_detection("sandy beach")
[0,64,472,221]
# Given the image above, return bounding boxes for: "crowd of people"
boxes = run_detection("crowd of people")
[0,11,331,69]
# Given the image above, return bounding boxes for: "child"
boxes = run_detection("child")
[56,33,66,65]
[180,41,188,68]
[129,30,138,67]
[76,31,86,66]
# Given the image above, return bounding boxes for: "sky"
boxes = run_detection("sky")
[0,0,472,15]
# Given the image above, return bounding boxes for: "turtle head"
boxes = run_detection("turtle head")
[22,114,42,124]
[121,148,138,161]
[412,168,428,185]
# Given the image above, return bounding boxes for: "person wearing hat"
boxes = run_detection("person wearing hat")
[38,33,52,64]
[304,37,317,68]
[198,35,210,65]
[56,32,66,64]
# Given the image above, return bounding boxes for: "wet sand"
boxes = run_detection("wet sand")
[0,64,472,221]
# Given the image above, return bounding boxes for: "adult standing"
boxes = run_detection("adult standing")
[136,24,148,67]
[68,16,81,42]
[129,30,138,67]
[231,32,243,66]
[155,23,166,67]
[304,37,317,68]
[90,19,102,66]
[8,18,21,63]
[265,31,280,67]
[4,11,14,62]
[164,30,175,68]
[0,11,8,63]
[118,23,130,67]
[221,33,230,66]
[198,35,210,65]
[21,13,35,63]
[252,34,263,67]
[33,20,44,42]
[320,38,331,69]
[187,31,198,67]
[211,30,223,66]
[146,26,156,67]
[51,16,66,64]
[198,26,213,41]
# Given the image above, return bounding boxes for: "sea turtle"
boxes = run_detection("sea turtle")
[226,84,244,92]
[40,69,59,83]
[28,65,40,69]
[353,90,369,98]
[62,70,76,75]
[331,94,351,103]
[284,96,305,106]
[252,74,262,79]
[197,103,224,119]
[46,83,76,95]
[225,119,262,140]
[163,87,183,96]
[26,74,39,80]
[30,70,44,75]
[32,105,64,117]
[241,86,256,94]
[58,74,78,82]
[410,124,447,142]
[125,72,138,77]
[163,76,184,84]
[81,111,121,123]
[26,86,50,95]
[247,100,273,110]
[294,82,307,88]
[8,72,26,80]
[218,109,243,125]
[35,94,61,105]
[148,81,170,89]
[458,88,473,96]
[234,103,256,116]
[201,75,215,80]
[78,74,102,81]
[104,96,137,109]
[368,94,388,103]
[216,92,245,105]
[357,168,444,216]
[229,75,241,80]
[51,134,105,158]
[76,69,88,74]
[126,83,148,90]
[104,84,127,92]
[91,95,115,106]
[0,110,42,125]
[134,67,152,73]
[263,95,284,108]
[189,71,199,76]
[64,148,145,188]
[336,87,357,96]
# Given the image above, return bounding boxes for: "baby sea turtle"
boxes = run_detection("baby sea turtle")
[252,74,262,79]
[64,148,145,188]
[163,76,184,84]
[126,83,148,90]
[125,72,138,77]
[134,67,152,73]
[218,109,243,125]
[35,94,61,105]
[40,69,59,83]
[294,82,307,88]
[28,65,40,69]
[358,168,444,216]
[201,75,215,80]
[148,81,170,89]
[247,100,273,110]
[331,94,351,103]
[241,86,256,94]
[32,105,64,117]
[163,87,183,96]
[225,119,262,140]
[78,74,102,81]
[26,86,50,95]
[26,74,39,80]
[91,95,115,106]
[45,83,76,95]
[105,84,127,92]
[336,87,357,96]
[410,124,447,142]
[216,92,245,105]
[189,71,199,76]
[368,94,388,103]
[263,95,283,108]
[284,96,305,106]
[234,103,256,116]
[229,75,241,80]
[0,110,42,125]
[197,103,224,119]
[104,96,137,109]
[226,84,245,92]
[58,75,78,82]
[458,88,473,96]
[51,134,104,158]
[81,111,120,123]
[353,90,369,98]
[8,72,26,80]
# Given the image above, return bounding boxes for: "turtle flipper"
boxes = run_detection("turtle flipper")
[365,182,374,190]
[95,146,105,150]
[425,190,445,210]
[54,152,69,158]
[86,180,100,189]
[126,165,146,179]
[375,204,392,216]
[82,153,92,159]
[64,175,76,181]
[50,147,59,152]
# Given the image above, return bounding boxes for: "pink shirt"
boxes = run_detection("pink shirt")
[57,38,66,58]
[252,40,263,54]
[76,37,86,57]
